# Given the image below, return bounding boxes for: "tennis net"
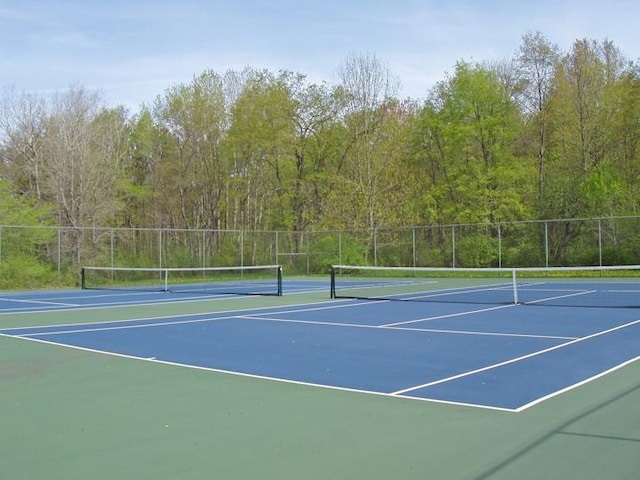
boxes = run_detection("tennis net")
[81,265,283,296]
[330,265,640,308]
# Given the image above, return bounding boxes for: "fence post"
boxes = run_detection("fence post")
[240,230,244,267]
[306,233,310,275]
[110,229,115,268]
[544,221,549,267]
[497,223,502,268]
[57,227,61,276]
[598,218,603,266]
[373,228,378,266]
[412,227,416,268]
[451,225,456,268]
[200,229,204,268]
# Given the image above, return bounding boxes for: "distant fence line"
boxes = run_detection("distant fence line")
[2,216,640,286]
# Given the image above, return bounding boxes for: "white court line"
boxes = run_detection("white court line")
[7,306,575,348]
[0,298,360,333]
[339,281,514,302]
[3,298,635,413]
[236,299,391,316]
[381,304,516,327]
[15,314,239,337]
[0,291,286,314]
[7,296,578,342]
[1,333,518,413]
[0,297,79,307]
[0,289,178,305]
[7,298,368,335]
[392,317,640,396]
[238,314,577,341]
[404,283,515,301]
[0,283,332,314]
[0,292,226,313]
[524,289,596,305]
[514,355,640,412]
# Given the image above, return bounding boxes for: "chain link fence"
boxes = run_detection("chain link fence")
[2,216,640,288]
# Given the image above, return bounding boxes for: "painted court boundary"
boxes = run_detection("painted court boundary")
[2,299,638,413]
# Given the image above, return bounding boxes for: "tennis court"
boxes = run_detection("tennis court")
[1,267,639,479]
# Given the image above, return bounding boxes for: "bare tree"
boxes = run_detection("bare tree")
[517,31,560,200]
[335,53,402,235]
[0,89,48,198]
[1,86,128,261]
[338,52,399,114]
[43,86,127,229]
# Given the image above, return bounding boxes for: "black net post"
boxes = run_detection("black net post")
[330,266,336,298]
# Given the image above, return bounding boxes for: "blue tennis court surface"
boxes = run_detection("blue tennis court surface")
[1,279,639,412]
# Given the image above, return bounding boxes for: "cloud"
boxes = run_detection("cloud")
[32,31,100,49]
[2,0,639,111]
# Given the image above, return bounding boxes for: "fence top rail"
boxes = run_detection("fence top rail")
[2,214,640,234]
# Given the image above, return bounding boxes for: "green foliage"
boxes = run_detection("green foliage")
[455,234,499,267]
[309,233,368,271]
[1,38,640,288]
[0,256,61,289]
[0,181,53,227]
[412,61,531,226]
[498,223,546,267]
[0,181,59,287]
[580,164,626,215]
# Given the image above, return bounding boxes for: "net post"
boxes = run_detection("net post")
[80,267,86,290]
[330,266,336,299]
[277,265,283,296]
[512,268,519,305]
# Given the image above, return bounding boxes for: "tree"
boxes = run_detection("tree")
[285,73,348,233]
[1,86,127,263]
[0,180,57,287]
[224,70,295,232]
[43,87,127,230]
[334,52,405,234]
[120,107,158,227]
[0,89,48,199]
[152,70,228,230]
[544,39,635,218]
[517,31,560,203]
[412,62,532,225]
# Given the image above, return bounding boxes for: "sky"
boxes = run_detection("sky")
[2,0,639,112]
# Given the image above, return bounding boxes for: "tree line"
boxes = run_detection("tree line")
[1,32,639,262]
